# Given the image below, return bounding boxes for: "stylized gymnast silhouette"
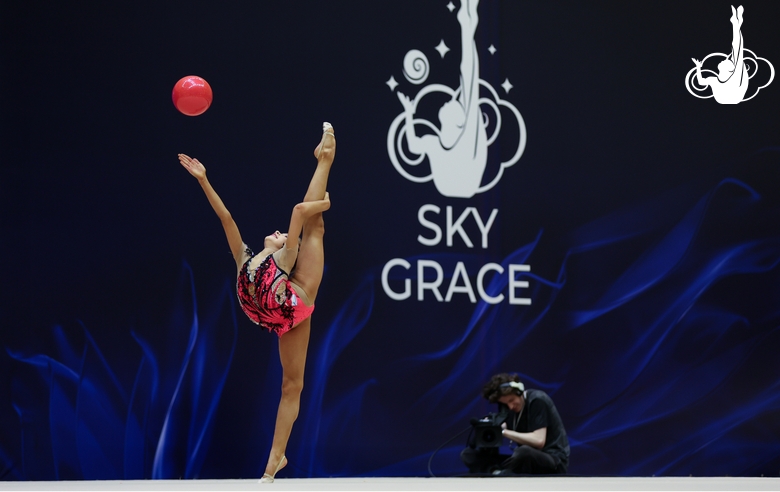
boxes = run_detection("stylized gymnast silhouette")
[692,5,748,104]
[178,123,335,482]
[396,0,488,198]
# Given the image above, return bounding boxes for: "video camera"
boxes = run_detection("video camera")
[470,404,509,448]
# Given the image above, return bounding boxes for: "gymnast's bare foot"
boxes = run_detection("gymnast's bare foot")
[314,122,336,162]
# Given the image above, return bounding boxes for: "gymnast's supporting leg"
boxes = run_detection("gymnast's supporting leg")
[262,203,327,480]
[263,317,311,480]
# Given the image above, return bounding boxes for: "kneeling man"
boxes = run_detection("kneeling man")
[461,373,570,475]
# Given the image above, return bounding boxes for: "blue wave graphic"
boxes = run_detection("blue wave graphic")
[4,262,237,479]
[3,166,780,478]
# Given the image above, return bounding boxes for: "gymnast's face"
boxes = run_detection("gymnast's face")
[265,231,287,250]
[717,59,735,81]
[498,393,525,414]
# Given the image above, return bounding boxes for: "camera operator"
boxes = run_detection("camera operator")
[461,373,570,475]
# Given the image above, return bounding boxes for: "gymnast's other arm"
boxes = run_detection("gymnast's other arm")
[178,153,245,269]
[274,192,331,273]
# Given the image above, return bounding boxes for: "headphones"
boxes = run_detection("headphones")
[500,381,525,395]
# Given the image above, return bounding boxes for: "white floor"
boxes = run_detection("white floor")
[0,477,778,492]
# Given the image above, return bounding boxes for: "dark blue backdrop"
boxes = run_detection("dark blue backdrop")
[1,0,779,480]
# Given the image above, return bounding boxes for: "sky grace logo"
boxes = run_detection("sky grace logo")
[386,0,526,199]
[380,1,532,305]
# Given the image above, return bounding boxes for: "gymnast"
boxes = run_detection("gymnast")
[178,122,335,482]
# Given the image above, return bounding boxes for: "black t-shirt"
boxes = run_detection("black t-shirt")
[508,389,570,468]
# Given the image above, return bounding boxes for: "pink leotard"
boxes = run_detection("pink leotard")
[236,250,314,337]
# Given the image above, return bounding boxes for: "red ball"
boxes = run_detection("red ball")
[172,75,213,116]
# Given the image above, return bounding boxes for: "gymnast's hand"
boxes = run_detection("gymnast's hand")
[178,153,206,181]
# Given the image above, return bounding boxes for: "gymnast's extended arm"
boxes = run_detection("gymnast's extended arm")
[178,153,245,267]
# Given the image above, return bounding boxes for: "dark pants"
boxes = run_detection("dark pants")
[460,445,566,475]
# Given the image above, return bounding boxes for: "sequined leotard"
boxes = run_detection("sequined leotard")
[236,248,314,337]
